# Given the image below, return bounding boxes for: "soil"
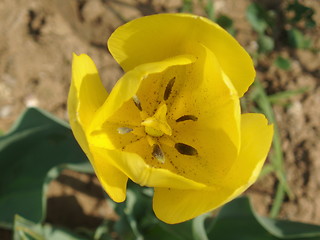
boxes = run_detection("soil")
[1,0,320,238]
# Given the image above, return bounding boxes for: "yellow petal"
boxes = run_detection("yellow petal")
[153,187,230,224]
[68,53,108,154]
[143,44,240,185]
[68,53,128,202]
[88,54,196,148]
[152,113,273,224]
[70,53,108,128]
[160,122,237,186]
[224,113,274,188]
[108,13,255,97]
[91,146,206,190]
[89,47,240,188]
[90,152,128,202]
[167,44,240,157]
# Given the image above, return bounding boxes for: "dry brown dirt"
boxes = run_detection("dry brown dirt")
[1,0,320,238]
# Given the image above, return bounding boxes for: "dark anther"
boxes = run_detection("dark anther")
[117,127,133,134]
[164,77,176,100]
[175,143,198,156]
[152,144,165,163]
[176,115,198,122]
[133,95,142,111]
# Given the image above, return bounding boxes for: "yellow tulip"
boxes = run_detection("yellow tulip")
[68,13,273,224]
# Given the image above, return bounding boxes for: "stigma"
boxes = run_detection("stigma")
[141,103,172,137]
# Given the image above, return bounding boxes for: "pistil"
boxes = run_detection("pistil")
[141,103,172,137]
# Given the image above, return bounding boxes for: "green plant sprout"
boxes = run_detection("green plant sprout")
[0,107,318,240]
[181,0,193,13]
[274,56,291,70]
[200,0,312,218]
[246,1,316,70]
[250,80,293,218]
[247,1,316,51]
[250,80,310,218]
[182,0,235,35]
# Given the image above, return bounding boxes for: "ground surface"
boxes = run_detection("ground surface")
[1,0,320,238]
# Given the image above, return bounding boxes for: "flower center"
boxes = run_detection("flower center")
[117,82,199,164]
[141,103,172,137]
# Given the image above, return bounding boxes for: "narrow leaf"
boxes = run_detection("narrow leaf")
[0,108,92,226]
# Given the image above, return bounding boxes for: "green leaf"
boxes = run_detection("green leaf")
[204,0,215,21]
[252,80,293,217]
[287,0,316,28]
[216,15,235,36]
[0,108,92,226]
[109,181,193,240]
[207,197,320,240]
[258,34,275,53]
[246,3,269,34]
[192,213,210,240]
[287,28,311,49]
[259,164,275,179]
[274,56,291,70]
[181,0,193,13]
[13,215,89,240]
[111,182,151,240]
[162,222,193,240]
[207,197,276,240]
[93,220,113,240]
[268,87,309,104]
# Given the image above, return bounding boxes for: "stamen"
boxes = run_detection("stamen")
[152,144,165,163]
[133,95,142,111]
[164,77,176,100]
[176,115,198,122]
[117,127,133,134]
[175,143,198,156]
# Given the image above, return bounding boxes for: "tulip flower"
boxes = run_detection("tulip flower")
[68,13,273,224]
